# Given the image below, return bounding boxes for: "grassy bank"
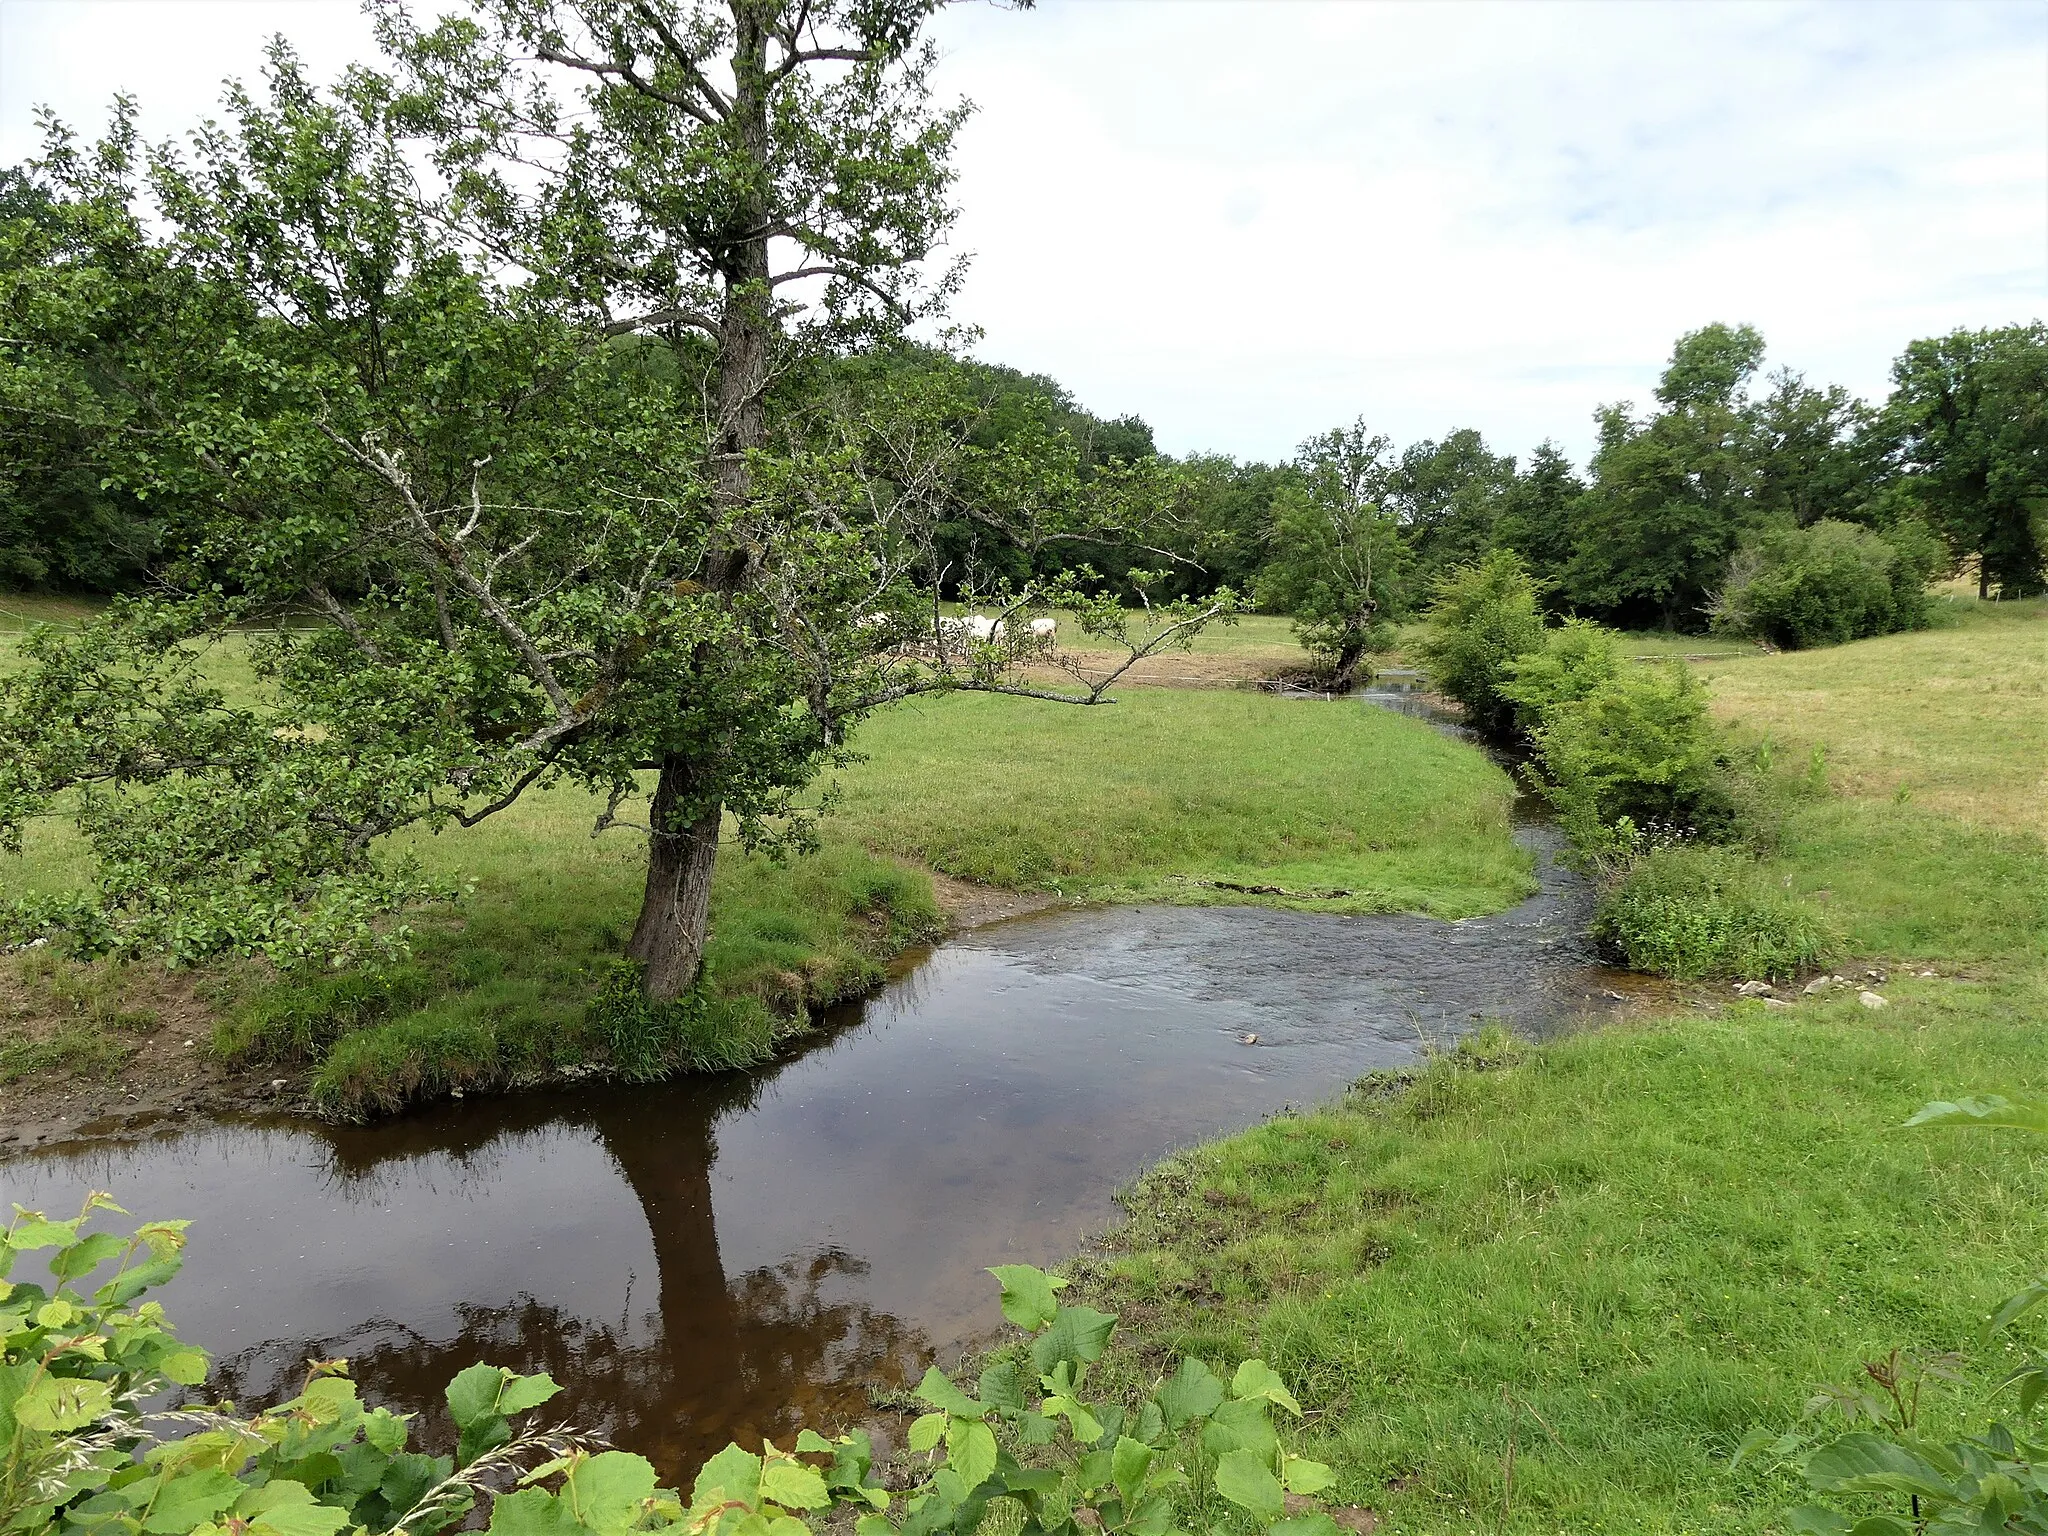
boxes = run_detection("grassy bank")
[1,669,1526,1116]
[823,689,1530,916]
[1077,600,2048,1534]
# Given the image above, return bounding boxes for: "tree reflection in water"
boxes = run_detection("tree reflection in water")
[207,1010,932,1479]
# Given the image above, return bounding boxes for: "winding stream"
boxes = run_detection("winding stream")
[0,689,1623,1478]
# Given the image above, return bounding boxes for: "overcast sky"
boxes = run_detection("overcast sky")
[3,0,2043,464]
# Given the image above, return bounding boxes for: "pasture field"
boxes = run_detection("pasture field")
[0,638,1527,1115]
[1081,598,2048,1534]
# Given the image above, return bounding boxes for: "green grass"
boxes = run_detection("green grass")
[818,689,1531,916]
[1075,613,2048,1534]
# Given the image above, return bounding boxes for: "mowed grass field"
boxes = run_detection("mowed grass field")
[1080,598,2048,1534]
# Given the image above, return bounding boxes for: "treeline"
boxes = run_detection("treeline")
[907,318,2044,665]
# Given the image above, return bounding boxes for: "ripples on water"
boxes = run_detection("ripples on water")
[0,689,1617,1477]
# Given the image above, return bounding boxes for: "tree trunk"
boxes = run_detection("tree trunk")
[627,754,725,1001]
[624,1,777,1001]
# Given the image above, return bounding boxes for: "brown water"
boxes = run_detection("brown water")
[0,693,1617,1480]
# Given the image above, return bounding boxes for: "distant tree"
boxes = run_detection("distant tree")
[1748,369,1882,528]
[1257,420,1407,686]
[1492,440,1585,598]
[1389,428,1517,582]
[1885,323,2048,599]
[1564,323,1767,629]
[1175,454,1297,597]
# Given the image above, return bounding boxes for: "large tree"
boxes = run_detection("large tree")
[1885,323,2048,599]
[0,9,1231,1000]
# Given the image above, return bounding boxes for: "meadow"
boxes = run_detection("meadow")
[1,621,1529,1115]
[1076,596,2048,1534]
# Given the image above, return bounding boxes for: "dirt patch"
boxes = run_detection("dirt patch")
[920,868,1065,930]
[0,953,297,1155]
[1012,650,1293,691]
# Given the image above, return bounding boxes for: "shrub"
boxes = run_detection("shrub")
[1413,550,1547,740]
[1712,518,1942,649]
[1496,618,1623,736]
[1593,844,1835,979]
[1523,661,1734,855]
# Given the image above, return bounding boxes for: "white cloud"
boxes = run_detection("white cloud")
[4,0,2041,465]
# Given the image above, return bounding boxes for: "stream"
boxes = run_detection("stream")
[0,686,1624,1478]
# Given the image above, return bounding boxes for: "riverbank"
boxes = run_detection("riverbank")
[1072,597,2048,1534]
[1,680,1530,1124]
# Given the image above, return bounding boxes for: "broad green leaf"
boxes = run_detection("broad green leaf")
[794,1429,836,1454]
[1783,1508,1859,1536]
[760,1460,831,1511]
[162,1347,210,1386]
[1030,1306,1116,1376]
[36,1297,78,1328]
[1230,1361,1302,1416]
[233,1480,352,1536]
[1906,1095,2048,1133]
[445,1362,509,1429]
[945,1419,998,1491]
[1111,1437,1154,1509]
[1155,1359,1225,1429]
[1200,1397,1277,1458]
[1802,1433,1953,1498]
[363,1409,409,1456]
[1124,1493,1179,1536]
[52,1231,128,1280]
[1213,1449,1285,1522]
[989,1266,1066,1332]
[855,1514,898,1536]
[907,1413,946,1454]
[133,1221,189,1260]
[7,1214,82,1251]
[141,1468,245,1533]
[562,1450,658,1533]
[489,1487,580,1536]
[497,1371,562,1417]
[1270,1517,1341,1536]
[94,1257,181,1309]
[1281,1457,1335,1496]
[916,1365,986,1420]
[978,1362,1026,1413]
[1989,1278,2048,1337]
[1043,1395,1103,1446]
[693,1443,764,1512]
[16,1374,114,1431]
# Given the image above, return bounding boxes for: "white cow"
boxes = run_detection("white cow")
[1028,616,1057,646]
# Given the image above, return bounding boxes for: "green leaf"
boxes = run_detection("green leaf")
[16,1374,114,1431]
[989,1266,1066,1332]
[141,1469,246,1533]
[562,1450,657,1533]
[1043,1395,1104,1446]
[51,1231,128,1280]
[1200,1397,1278,1458]
[1155,1359,1225,1429]
[7,1214,82,1251]
[489,1487,580,1536]
[1270,1517,1341,1536]
[760,1460,831,1511]
[446,1362,509,1429]
[1214,1449,1285,1522]
[1030,1306,1116,1376]
[693,1444,764,1512]
[945,1419,998,1491]
[497,1371,562,1417]
[1802,1433,1953,1498]
[1230,1361,1302,1416]
[915,1365,986,1420]
[233,1480,352,1536]
[1281,1457,1335,1496]
[1989,1278,2048,1337]
[907,1413,946,1454]
[1111,1437,1154,1509]
[1124,1493,1179,1536]
[94,1257,181,1309]
[855,1515,898,1536]
[794,1429,835,1454]
[1905,1095,2048,1133]
[978,1362,1025,1414]
[162,1347,210,1387]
